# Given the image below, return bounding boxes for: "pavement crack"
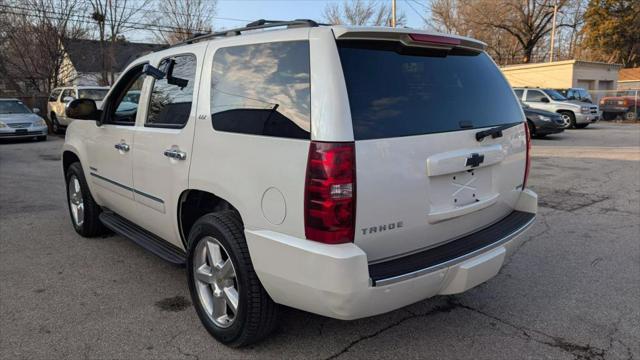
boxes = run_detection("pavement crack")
[323,302,458,360]
[169,333,200,360]
[453,301,609,360]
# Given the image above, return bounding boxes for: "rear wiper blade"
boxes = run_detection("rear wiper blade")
[475,122,522,142]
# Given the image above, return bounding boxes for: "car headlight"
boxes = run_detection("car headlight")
[33,119,47,127]
[0,121,7,128]
[581,106,590,113]
[537,115,551,121]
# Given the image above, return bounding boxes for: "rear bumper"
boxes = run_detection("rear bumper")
[246,189,538,320]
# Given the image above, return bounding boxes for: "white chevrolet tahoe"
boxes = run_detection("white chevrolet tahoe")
[61,20,538,346]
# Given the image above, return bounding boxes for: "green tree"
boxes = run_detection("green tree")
[583,0,640,67]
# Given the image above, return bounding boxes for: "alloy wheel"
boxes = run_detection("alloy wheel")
[68,175,84,226]
[193,236,239,328]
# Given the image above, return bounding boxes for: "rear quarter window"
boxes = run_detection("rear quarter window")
[338,41,524,140]
[210,41,311,139]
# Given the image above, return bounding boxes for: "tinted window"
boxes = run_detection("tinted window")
[78,89,108,101]
[338,41,523,140]
[104,66,147,126]
[543,89,567,101]
[146,54,197,128]
[526,90,547,102]
[49,89,61,102]
[514,89,524,99]
[210,41,310,139]
[61,89,75,101]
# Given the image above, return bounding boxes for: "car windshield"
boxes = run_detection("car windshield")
[543,89,568,101]
[78,89,108,101]
[0,101,31,114]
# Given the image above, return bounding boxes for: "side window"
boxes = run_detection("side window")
[210,41,311,139]
[566,89,575,99]
[61,89,75,102]
[103,66,147,126]
[514,89,524,99]
[146,54,197,128]
[526,90,546,102]
[49,89,61,102]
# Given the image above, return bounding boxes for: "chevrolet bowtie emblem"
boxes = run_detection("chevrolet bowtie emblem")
[465,153,485,168]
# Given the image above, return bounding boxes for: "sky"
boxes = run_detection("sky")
[131,0,431,42]
[214,0,430,29]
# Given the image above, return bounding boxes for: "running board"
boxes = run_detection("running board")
[99,211,186,266]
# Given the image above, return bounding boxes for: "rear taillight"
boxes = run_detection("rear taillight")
[523,122,532,189]
[304,141,356,244]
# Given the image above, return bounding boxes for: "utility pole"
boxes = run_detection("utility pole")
[391,0,396,27]
[549,0,558,62]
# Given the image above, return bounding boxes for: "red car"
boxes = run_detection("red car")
[600,95,639,121]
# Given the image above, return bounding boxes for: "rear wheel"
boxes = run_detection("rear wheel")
[65,162,105,237]
[187,211,279,347]
[575,123,589,129]
[559,111,576,128]
[36,135,47,141]
[51,113,62,134]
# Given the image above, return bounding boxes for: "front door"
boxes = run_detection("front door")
[130,49,204,247]
[524,89,554,112]
[86,64,149,221]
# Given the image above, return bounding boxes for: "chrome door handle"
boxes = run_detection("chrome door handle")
[114,142,130,152]
[163,148,187,160]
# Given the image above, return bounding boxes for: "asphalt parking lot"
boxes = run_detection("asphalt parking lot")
[1,123,639,360]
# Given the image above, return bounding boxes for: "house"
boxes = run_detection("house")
[59,39,165,86]
[501,60,623,92]
[617,68,640,91]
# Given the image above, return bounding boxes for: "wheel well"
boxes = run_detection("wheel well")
[63,151,80,175]
[178,190,240,247]
[557,110,574,115]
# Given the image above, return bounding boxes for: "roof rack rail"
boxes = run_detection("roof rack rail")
[173,19,322,47]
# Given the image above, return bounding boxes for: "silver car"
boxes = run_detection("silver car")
[0,99,48,141]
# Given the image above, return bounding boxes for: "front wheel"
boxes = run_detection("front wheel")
[602,112,616,121]
[575,123,589,129]
[559,111,576,128]
[51,114,62,134]
[625,110,638,121]
[187,211,279,347]
[65,162,105,237]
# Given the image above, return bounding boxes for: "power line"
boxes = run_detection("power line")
[404,0,428,24]
[0,4,210,34]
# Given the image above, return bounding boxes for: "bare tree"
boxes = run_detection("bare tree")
[0,0,87,95]
[152,0,217,45]
[88,0,151,84]
[323,0,406,27]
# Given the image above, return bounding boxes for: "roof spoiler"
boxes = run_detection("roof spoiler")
[334,29,486,52]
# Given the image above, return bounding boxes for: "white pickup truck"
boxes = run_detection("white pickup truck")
[62,20,537,346]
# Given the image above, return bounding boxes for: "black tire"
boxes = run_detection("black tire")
[559,111,576,128]
[575,123,589,129]
[36,135,47,141]
[602,112,616,121]
[624,110,638,121]
[65,162,105,237]
[51,113,62,134]
[527,120,536,137]
[187,211,279,347]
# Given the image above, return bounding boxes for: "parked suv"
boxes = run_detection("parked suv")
[599,94,639,121]
[61,20,537,346]
[513,87,599,128]
[48,86,109,133]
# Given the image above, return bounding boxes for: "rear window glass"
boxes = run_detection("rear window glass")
[338,41,524,140]
[210,41,311,139]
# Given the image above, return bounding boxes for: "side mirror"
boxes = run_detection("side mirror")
[32,108,40,114]
[540,97,550,103]
[143,64,166,79]
[66,98,101,121]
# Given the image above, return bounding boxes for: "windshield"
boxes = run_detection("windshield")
[338,40,524,140]
[78,89,108,101]
[543,89,567,101]
[0,101,31,114]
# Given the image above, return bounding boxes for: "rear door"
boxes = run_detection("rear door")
[130,48,205,247]
[336,38,527,262]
